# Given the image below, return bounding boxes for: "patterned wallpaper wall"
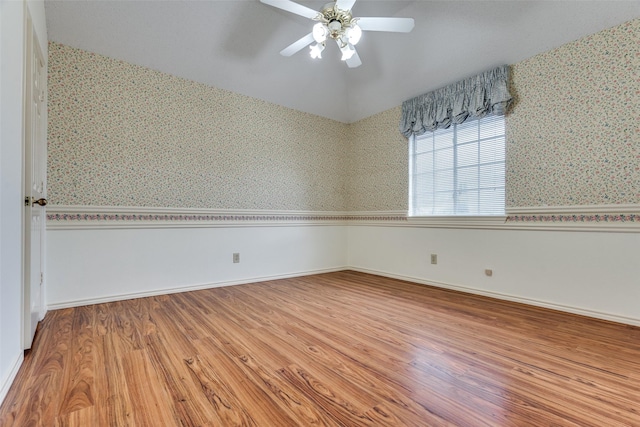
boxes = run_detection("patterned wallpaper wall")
[345,18,640,212]
[47,42,348,211]
[48,18,639,215]
[347,106,408,212]
[506,18,639,208]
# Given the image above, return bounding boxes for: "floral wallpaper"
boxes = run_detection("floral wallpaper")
[48,18,639,218]
[345,18,639,212]
[47,42,348,211]
[506,18,639,208]
[347,106,408,212]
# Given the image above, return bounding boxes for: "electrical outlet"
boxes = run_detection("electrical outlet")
[233,253,240,263]
[485,269,493,277]
[430,254,437,264]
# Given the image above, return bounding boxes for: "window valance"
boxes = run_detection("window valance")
[399,65,512,138]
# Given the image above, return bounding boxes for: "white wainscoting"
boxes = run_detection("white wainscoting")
[47,224,348,309]
[347,225,640,326]
[46,206,640,327]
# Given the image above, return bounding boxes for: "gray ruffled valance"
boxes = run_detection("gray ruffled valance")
[399,65,512,137]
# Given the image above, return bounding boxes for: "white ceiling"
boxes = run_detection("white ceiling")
[44,0,639,123]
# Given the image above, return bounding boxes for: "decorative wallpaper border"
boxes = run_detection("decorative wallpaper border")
[47,213,353,222]
[45,206,408,229]
[505,204,640,230]
[46,212,413,224]
[46,205,640,232]
[507,214,638,224]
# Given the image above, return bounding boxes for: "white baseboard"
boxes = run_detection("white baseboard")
[0,352,24,408]
[47,266,348,310]
[349,266,640,327]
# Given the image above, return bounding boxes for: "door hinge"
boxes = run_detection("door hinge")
[40,272,43,284]
[25,196,30,206]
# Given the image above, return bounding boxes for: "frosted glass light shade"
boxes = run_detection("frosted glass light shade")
[340,44,355,60]
[347,24,362,45]
[313,23,328,43]
[309,43,325,59]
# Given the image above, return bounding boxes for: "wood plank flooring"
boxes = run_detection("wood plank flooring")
[2,271,640,426]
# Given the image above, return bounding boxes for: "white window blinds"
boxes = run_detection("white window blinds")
[409,114,505,216]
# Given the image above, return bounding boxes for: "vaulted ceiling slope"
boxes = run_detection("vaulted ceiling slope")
[45,1,639,123]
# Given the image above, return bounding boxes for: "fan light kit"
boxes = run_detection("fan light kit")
[260,0,415,68]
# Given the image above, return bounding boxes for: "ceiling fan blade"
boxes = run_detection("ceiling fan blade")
[336,0,357,11]
[280,33,315,57]
[357,17,415,33]
[346,49,362,68]
[260,0,320,20]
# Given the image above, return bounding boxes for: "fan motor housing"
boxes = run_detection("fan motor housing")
[320,2,356,39]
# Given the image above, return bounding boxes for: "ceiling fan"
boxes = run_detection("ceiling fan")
[260,0,415,68]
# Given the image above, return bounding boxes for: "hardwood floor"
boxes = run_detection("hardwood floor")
[1,271,639,426]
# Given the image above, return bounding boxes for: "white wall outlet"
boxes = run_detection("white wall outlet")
[233,253,240,263]
[430,254,437,264]
[485,269,493,277]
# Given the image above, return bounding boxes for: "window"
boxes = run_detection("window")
[409,115,505,216]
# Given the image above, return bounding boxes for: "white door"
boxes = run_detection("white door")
[23,12,47,349]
